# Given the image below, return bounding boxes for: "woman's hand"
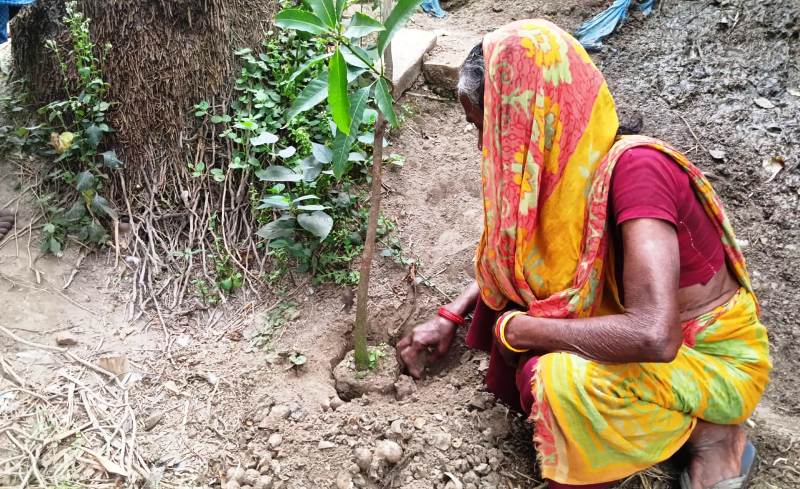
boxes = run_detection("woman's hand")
[396,316,458,379]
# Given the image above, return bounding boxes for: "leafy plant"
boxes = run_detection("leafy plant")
[275,0,421,370]
[35,1,121,253]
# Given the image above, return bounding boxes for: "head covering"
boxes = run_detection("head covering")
[475,19,620,316]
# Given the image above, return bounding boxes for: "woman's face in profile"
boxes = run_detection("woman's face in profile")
[459,93,484,151]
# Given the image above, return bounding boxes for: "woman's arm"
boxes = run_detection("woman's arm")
[505,218,684,363]
[396,281,480,378]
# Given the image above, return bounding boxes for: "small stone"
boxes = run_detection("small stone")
[473,463,490,476]
[353,447,372,472]
[290,407,307,422]
[55,331,78,346]
[463,471,478,483]
[268,433,283,449]
[413,417,426,430]
[468,394,487,411]
[143,411,164,431]
[432,432,452,451]
[376,440,403,464]
[271,405,291,419]
[320,398,331,411]
[394,375,416,401]
[490,3,503,12]
[223,481,241,489]
[434,414,444,421]
[330,396,344,411]
[388,419,404,439]
[318,440,337,449]
[242,469,260,486]
[227,467,245,483]
[336,470,353,489]
[254,476,273,489]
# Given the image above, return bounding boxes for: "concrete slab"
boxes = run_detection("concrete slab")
[390,28,438,97]
[422,31,482,96]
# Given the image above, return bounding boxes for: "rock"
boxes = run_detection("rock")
[432,432,452,451]
[142,411,164,431]
[320,398,331,411]
[268,433,283,449]
[318,440,336,450]
[289,406,307,422]
[468,394,488,411]
[333,347,400,400]
[242,469,260,486]
[260,405,291,429]
[394,375,417,401]
[330,396,344,411]
[473,463,490,476]
[226,467,245,483]
[223,481,241,489]
[55,331,78,346]
[462,471,478,483]
[254,476,273,489]
[335,470,353,489]
[376,440,403,464]
[413,417,427,430]
[354,447,372,472]
[387,419,404,439]
[390,29,438,97]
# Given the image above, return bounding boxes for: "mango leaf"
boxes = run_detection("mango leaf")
[250,131,279,146]
[75,171,96,192]
[293,195,320,203]
[288,52,333,83]
[256,215,296,240]
[92,194,119,220]
[311,142,333,163]
[377,0,423,54]
[344,12,385,38]
[331,86,369,179]
[297,204,328,211]
[297,210,334,240]
[334,0,346,21]
[341,43,377,70]
[275,9,329,35]
[256,166,303,182]
[328,48,351,136]
[101,150,123,169]
[257,195,291,210]
[307,0,337,28]
[287,71,328,122]
[374,77,398,127]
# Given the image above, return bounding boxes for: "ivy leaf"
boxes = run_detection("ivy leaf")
[377,0,423,54]
[307,0,338,28]
[299,156,323,181]
[256,215,296,240]
[257,195,291,210]
[91,194,119,220]
[275,9,330,35]
[250,131,279,146]
[331,86,369,179]
[75,171,96,192]
[100,150,123,169]
[374,77,398,128]
[277,146,297,159]
[344,12,386,38]
[311,142,333,163]
[256,166,303,182]
[297,211,334,241]
[85,124,104,148]
[328,48,351,136]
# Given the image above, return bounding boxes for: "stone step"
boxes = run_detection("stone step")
[422,30,482,96]
[390,28,438,97]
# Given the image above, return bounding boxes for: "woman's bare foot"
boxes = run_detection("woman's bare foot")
[687,420,746,489]
[0,210,14,241]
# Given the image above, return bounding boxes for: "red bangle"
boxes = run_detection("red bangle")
[438,307,466,326]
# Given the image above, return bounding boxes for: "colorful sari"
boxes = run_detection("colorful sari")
[468,20,771,485]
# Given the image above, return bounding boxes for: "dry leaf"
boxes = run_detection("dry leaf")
[753,97,775,109]
[97,354,130,376]
[163,380,181,395]
[762,156,785,182]
[83,448,128,477]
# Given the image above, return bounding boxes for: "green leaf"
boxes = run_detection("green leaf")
[75,171,96,192]
[92,195,119,220]
[300,156,323,181]
[49,238,62,255]
[43,223,56,234]
[331,87,369,179]
[257,195,291,210]
[85,124,104,148]
[341,43,376,69]
[344,12,386,38]
[287,71,329,122]
[275,9,330,35]
[311,142,333,163]
[288,52,333,84]
[328,48,351,136]
[297,211,334,240]
[101,150,123,169]
[374,77,398,127]
[377,0,423,54]
[307,0,338,28]
[297,204,328,211]
[293,195,320,203]
[256,166,303,182]
[251,131,279,146]
[277,146,297,159]
[256,215,296,240]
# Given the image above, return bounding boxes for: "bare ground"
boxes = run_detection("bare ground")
[1,0,799,488]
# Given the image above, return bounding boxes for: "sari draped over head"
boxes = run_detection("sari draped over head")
[469,20,768,485]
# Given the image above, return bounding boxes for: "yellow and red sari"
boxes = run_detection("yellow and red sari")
[467,20,771,484]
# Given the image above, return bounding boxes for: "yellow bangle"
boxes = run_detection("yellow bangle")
[498,310,529,353]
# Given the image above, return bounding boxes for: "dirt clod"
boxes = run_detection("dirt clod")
[333,347,400,400]
[54,331,78,346]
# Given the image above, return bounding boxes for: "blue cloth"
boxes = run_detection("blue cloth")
[574,0,656,51]
[421,0,447,18]
[1,0,35,43]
